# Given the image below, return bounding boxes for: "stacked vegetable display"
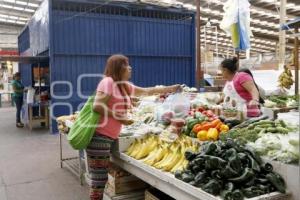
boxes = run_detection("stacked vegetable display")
[219,118,291,143]
[220,118,299,164]
[264,95,299,108]
[175,140,286,199]
[183,108,230,141]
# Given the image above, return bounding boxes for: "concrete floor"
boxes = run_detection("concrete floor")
[0,107,89,200]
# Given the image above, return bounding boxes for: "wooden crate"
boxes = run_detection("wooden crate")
[106,165,148,195]
[145,188,175,200]
[103,191,145,200]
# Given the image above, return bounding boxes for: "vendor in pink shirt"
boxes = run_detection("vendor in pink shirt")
[220,57,264,118]
[86,54,181,200]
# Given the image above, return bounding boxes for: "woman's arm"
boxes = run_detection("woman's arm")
[133,84,180,96]
[242,80,260,104]
[12,85,23,93]
[92,91,133,125]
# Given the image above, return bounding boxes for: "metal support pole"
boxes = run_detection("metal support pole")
[195,0,203,89]
[279,0,287,69]
[294,27,299,95]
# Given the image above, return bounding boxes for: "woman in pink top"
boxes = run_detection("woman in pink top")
[220,57,264,118]
[85,54,181,200]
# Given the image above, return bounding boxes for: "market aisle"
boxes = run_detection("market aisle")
[0,107,89,200]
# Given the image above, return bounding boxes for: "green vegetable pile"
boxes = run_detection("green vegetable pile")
[265,95,299,108]
[175,140,286,199]
[219,119,293,144]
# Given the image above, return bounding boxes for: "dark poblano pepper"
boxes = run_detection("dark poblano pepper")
[194,171,208,185]
[246,154,261,172]
[202,179,222,196]
[202,142,218,155]
[266,172,286,193]
[225,148,237,161]
[192,165,202,174]
[232,189,244,200]
[255,178,269,184]
[229,157,243,175]
[224,182,234,192]
[204,156,227,170]
[184,150,197,161]
[211,170,222,180]
[228,168,255,183]
[242,187,262,198]
[220,190,233,200]
[262,162,273,173]
[244,177,256,187]
[244,146,263,165]
[220,165,239,179]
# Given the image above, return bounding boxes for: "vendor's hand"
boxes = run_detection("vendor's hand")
[120,118,134,125]
[249,99,259,106]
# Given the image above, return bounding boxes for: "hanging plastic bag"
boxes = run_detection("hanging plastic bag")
[67,95,100,150]
[156,93,190,125]
[220,0,252,51]
[26,87,35,104]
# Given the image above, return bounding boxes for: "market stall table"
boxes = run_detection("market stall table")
[0,90,14,107]
[26,101,49,131]
[59,120,84,185]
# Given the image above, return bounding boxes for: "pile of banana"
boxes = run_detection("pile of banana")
[125,134,199,173]
[278,66,294,89]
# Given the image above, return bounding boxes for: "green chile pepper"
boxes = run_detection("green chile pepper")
[220,190,233,200]
[232,189,244,200]
[266,172,286,193]
[228,168,255,183]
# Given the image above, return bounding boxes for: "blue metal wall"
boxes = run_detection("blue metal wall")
[49,5,195,133]
[18,0,49,56]
[18,27,30,53]
[17,1,195,133]
[19,64,32,87]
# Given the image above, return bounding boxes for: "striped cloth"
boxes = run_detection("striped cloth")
[85,134,115,200]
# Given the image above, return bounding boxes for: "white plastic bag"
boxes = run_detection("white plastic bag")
[26,87,35,104]
[155,93,190,124]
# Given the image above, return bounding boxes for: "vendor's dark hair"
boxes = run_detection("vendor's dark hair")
[13,72,21,79]
[221,57,238,73]
[238,68,265,104]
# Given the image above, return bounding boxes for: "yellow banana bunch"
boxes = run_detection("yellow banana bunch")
[125,134,199,173]
[278,66,294,89]
[134,135,158,159]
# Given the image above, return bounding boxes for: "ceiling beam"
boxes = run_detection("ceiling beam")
[0,8,32,18]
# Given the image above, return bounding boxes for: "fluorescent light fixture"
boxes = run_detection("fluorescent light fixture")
[9,16,18,19]
[24,8,35,12]
[6,19,15,23]
[1,5,13,9]
[16,1,27,5]
[3,0,15,3]
[28,3,39,7]
[16,21,26,25]
[14,6,24,10]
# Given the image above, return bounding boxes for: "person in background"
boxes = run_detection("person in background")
[87,54,181,200]
[11,72,24,127]
[220,57,264,117]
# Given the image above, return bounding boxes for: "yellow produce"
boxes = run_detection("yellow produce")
[207,128,219,141]
[197,130,208,141]
[220,124,229,133]
[125,134,199,173]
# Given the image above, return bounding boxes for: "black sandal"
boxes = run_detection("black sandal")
[16,123,24,128]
